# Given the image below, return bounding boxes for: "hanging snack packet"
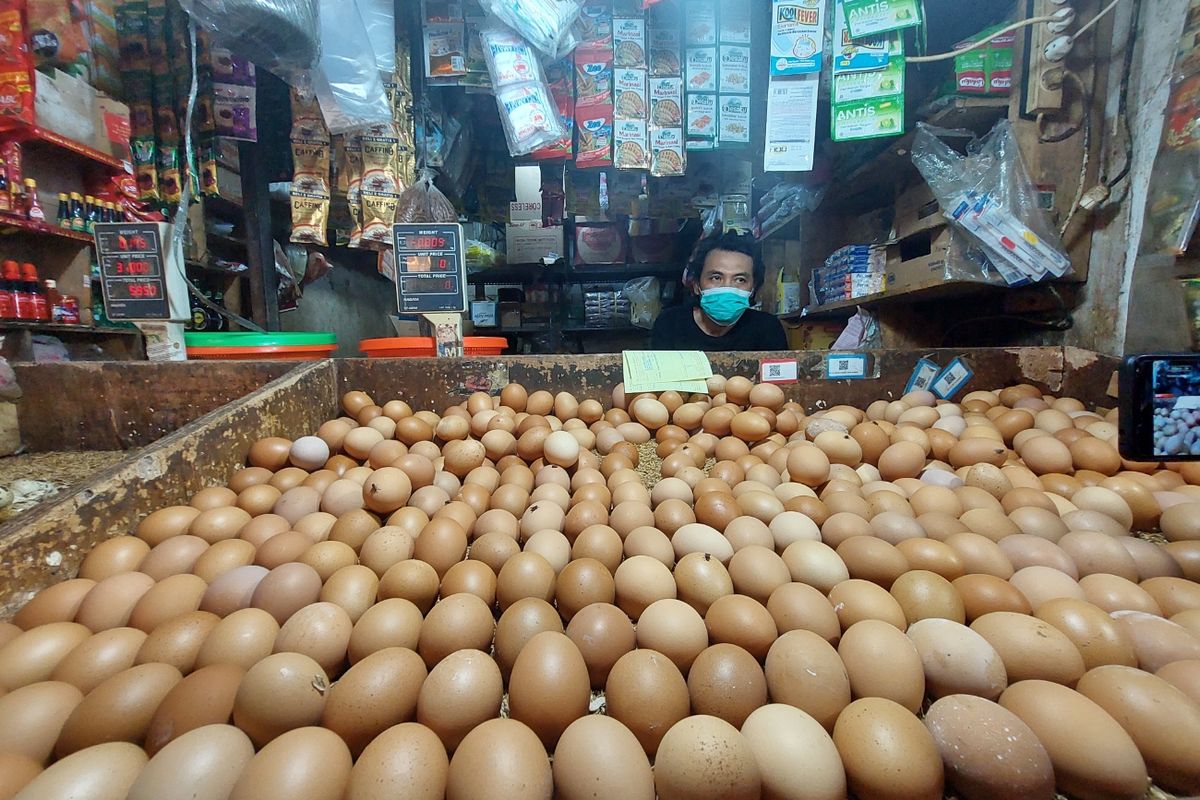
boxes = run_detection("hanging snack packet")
[344,134,364,247]
[650,125,685,176]
[574,45,613,108]
[359,123,400,246]
[577,2,614,45]
[480,26,543,87]
[494,81,566,156]
[290,89,331,246]
[0,1,35,125]
[576,103,614,168]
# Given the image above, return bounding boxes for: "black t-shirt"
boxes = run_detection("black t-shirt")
[650,303,789,351]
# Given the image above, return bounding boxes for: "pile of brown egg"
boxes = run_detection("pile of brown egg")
[2,376,1200,800]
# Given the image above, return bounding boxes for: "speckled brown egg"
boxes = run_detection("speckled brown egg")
[142,663,244,755]
[971,611,1085,685]
[764,630,851,731]
[834,697,944,800]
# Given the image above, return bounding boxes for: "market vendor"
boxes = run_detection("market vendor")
[651,231,789,351]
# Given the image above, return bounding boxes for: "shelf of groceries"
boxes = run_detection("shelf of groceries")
[0,119,128,173]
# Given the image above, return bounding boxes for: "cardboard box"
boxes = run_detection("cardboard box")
[506,225,564,265]
[893,182,943,240]
[498,302,522,329]
[470,301,498,327]
[93,96,131,161]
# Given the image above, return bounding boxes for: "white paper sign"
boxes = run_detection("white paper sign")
[764,75,819,171]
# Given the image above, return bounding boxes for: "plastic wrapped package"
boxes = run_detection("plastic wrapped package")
[312,0,392,133]
[177,0,318,83]
[912,120,1070,286]
[358,0,395,75]
[485,38,567,156]
[623,276,661,328]
[482,0,582,59]
[395,169,458,224]
[480,26,545,87]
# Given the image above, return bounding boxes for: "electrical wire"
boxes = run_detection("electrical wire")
[170,19,265,333]
[1072,0,1125,41]
[907,15,1057,63]
[1103,0,1140,191]
[1060,74,1092,237]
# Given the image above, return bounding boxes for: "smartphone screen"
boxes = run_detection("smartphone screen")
[1122,354,1200,460]
[1147,357,1200,458]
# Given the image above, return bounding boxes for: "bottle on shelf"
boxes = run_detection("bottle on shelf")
[57,193,71,228]
[45,279,63,322]
[0,261,17,319]
[24,179,45,222]
[85,195,100,233]
[22,263,48,321]
[11,262,34,320]
[0,159,10,215]
[69,193,85,232]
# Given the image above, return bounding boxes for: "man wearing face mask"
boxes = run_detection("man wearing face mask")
[650,231,789,351]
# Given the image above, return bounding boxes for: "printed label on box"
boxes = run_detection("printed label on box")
[932,357,974,399]
[833,0,903,73]
[686,47,717,92]
[719,45,751,93]
[825,352,869,380]
[832,96,903,141]
[905,358,941,394]
[843,0,923,37]
[760,359,799,383]
[833,57,904,104]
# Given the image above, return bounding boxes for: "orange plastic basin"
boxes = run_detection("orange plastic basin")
[359,336,507,357]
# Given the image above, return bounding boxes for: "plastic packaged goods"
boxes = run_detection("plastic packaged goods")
[312,0,392,133]
[0,0,36,125]
[289,88,330,246]
[623,276,661,328]
[177,0,318,83]
[481,0,582,59]
[480,26,544,87]
[490,73,567,156]
[912,120,1070,286]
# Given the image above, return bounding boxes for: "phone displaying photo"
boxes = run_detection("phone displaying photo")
[1119,354,1200,460]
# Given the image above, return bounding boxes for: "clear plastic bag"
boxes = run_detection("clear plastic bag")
[623,276,661,329]
[395,170,458,224]
[912,120,1070,286]
[311,0,392,133]
[177,0,319,83]
[482,0,583,59]
[493,78,567,156]
[480,26,546,88]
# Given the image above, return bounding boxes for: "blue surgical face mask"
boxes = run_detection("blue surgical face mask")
[699,287,752,326]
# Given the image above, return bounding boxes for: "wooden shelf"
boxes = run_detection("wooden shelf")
[0,320,140,336]
[0,216,94,244]
[786,278,1001,319]
[469,262,681,284]
[0,120,127,172]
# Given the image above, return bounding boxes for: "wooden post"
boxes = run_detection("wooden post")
[239,140,280,331]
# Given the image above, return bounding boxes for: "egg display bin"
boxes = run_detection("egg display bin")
[0,346,1118,620]
[9,345,1197,800]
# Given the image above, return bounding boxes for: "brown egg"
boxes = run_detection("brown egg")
[906,618,1007,700]
[228,726,352,800]
[17,741,147,799]
[1034,598,1136,670]
[891,569,966,624]
[606,649,691,757]
[319,565,380,625]
[838,619,924,712]
[193,607,278,671]
[75,572,156,632]
[1113,610,1200,671]
[50,627,148,694]
[320,647,426,758]
[496,551,557,611]
[128,574,207,632]
[248,563,322,625]
[0,680,84,763]
[971,611,1085,685]
[232,652,328,747]
[347,598,422,664]
[945,532,1015,579]
[12,579,97,630]
[136,610,220,674]
[273,602,353,676]
[836,536,909,588]
[1000,680,1148,800]
[507,630,589,749]
[924,695,1055,800]
[704,594,777,660]
[834,697,944,800]
[199,565,268,617]
[398,652,498,761]
[1141,576,1200,616]
[417,594,495,669]
[143,663,244,755]
[765,630,851,731]
[953,573,1032,621]
[686,644,767,729]
[0,752,41,796]
[78,537,150,582]
[613,555,676,620]
[445,718,551,800]
[1080,573,1162,614]
[828,579,907,630]
[894,538,965,580]
[229,467,274,493]
[55,662,182,756]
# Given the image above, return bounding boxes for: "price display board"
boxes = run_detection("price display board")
[392,223,467,314]
[93,222,170,320]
